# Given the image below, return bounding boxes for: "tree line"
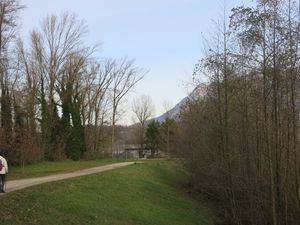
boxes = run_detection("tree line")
[175,0,300,224]
[0,0,144,164]
[129,94,178,158]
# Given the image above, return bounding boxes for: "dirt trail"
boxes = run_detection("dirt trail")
[3,162,134,193]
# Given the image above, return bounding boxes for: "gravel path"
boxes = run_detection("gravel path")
[3,162,134,193]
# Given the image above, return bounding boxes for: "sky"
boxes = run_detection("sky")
[19,0,247,124]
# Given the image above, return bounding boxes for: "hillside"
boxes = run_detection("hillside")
[154,84,207,122]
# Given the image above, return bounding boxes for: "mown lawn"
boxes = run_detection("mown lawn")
[8,158,129,180]
[0,160,213,225]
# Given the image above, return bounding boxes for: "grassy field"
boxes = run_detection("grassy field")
[8,158,128,180]
[0,160,213,225]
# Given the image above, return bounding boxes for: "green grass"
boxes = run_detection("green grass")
[1,161,213,225]
[8,158,128,180]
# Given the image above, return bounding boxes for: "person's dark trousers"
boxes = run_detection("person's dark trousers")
[0,174,6,192]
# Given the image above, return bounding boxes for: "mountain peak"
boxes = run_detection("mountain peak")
[153,83,207,123]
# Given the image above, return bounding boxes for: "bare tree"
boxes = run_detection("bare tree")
[132,94,154,128]
[15,38,41,168]
[0,0,24,147]
[110,58,144,156]
[29,13,95,160]
[162,100,172,156]
[82,59,114,157]
[132,94,154,157]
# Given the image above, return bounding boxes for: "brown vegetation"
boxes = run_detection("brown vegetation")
[175,1,300,224]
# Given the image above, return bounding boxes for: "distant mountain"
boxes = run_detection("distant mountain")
[154,97,188,123]
[153,84,207,123]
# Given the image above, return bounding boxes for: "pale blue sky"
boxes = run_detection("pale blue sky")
[20,0,247,124]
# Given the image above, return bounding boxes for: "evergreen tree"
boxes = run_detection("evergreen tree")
[145,120,160,158]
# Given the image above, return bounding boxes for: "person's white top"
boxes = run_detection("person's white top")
[0,156,8,174]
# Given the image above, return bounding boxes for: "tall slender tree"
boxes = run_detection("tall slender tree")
[0,0,24,148]
[110,59,144,156]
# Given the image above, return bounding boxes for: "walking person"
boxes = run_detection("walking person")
[0,153,8,193]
